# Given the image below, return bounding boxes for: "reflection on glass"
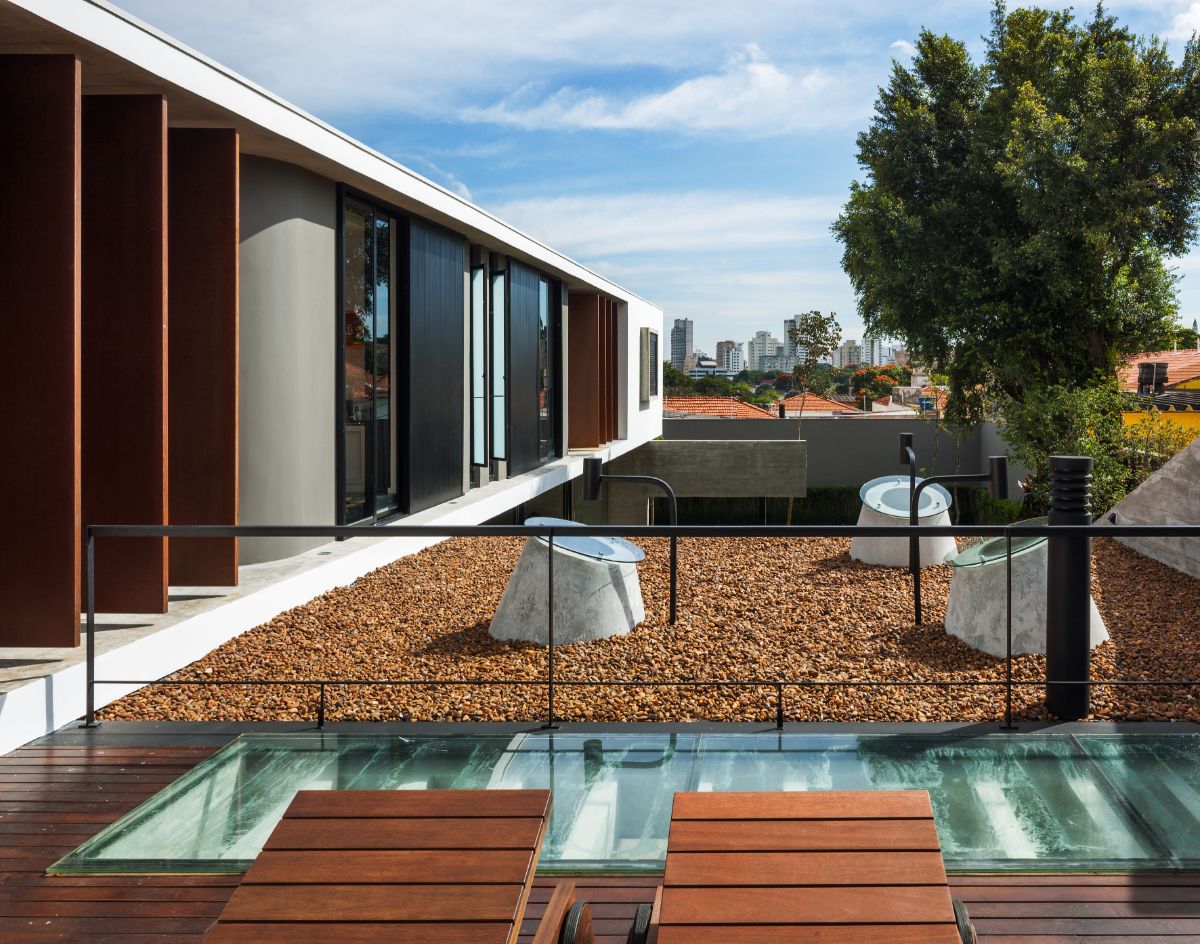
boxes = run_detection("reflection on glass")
[471,267,486,466]
[341,199,373,523]
[491,270,506,460]
[537,278,554,461]
[373,215,396,515]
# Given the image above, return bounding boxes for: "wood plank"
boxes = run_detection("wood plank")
[657,926,961,943]
[167,127,240,587]
[262,816,545,850]
[671,790,934,820]
[661,885,956,925]
[284,789,550,819]
[221,883,527,922]
[81,93,169,614]
[0,54,81,647]
[665,850,948,886]
[244,849,535,885]
[667,818,942,852]
[207,923,508,944]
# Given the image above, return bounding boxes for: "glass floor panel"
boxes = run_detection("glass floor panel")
[50,732,1200,874]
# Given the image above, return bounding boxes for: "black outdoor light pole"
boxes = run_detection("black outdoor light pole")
[1045,455,1094,721]
[583,456,678,624]
[908,455,1010,625]
[899,432,919,610]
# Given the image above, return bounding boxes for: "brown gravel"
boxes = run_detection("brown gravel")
[101,537,1200,724]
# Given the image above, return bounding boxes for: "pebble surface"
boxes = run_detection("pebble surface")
[102,537,1200,724]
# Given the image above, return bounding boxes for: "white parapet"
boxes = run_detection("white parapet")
[490,538,645,645]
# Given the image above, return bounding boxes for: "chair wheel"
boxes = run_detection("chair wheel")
[626,902,653,944]
[952,898,977,944]
[560,900,594,944]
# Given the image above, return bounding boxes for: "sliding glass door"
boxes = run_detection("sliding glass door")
[340,196,398,523]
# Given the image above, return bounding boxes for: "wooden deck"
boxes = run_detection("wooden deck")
[3,740,1200,942]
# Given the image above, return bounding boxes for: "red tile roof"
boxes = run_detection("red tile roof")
[664,396,777,418]
[1119,349,1200,390]
[779,393,860,415]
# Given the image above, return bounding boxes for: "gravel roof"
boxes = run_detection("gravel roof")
[103,537,1199,725]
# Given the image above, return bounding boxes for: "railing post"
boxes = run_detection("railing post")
[775,683,784,730]
[81,528,100,729]
[1045,456,1094,721]
[317,683,325,729]
[1001,530,1015,730]
[543,530,558,729]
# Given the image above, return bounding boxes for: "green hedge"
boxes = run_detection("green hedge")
[651,485,1023,526]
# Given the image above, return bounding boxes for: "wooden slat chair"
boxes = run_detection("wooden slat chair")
[204,789,593,944]
[636,790,975,944]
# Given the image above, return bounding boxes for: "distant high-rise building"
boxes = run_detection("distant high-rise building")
[891,347,910,368]
[863,337,887,367]
[747,331,782,370]
[670,318,694,372]
[716,341,744,374]
[832,339,863,369]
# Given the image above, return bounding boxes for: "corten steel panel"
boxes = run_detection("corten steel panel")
[598,300,610,445]
[607,300,619,442]
[168,129,239,587]
[507,262,540,476]
[0,56,81,647]
[406,220,465,513]
[567,293,601,449]
[81,95,168,614]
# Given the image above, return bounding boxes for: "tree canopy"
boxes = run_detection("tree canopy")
[834,2,1200,424]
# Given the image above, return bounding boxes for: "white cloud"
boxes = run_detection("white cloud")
[485,190,843,256]
[467,45,864,135]
[889,39,917,57]
[1166,1,1200,38]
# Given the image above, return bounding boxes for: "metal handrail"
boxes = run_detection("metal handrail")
[82,520,1200,731]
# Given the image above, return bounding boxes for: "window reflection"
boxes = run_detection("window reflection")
[491,270,506,461]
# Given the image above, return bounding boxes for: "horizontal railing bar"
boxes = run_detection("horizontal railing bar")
[95,678,1200,688]
[84,523,1200,539]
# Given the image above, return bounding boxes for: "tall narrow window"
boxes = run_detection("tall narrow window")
[373,215,396,515]
[491,270,507,461]
[537,277,554,461]
[342,198,373,523]
[470,266,487,466]
[340,195,399,523]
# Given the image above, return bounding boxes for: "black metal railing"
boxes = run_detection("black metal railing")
[82,520,1200,732]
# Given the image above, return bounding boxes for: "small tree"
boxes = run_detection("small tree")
[786,311,842,523]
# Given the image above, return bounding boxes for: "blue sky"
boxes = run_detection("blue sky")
[123,0,1200,356]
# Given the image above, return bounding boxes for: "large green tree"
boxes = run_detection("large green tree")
[834,2,1200,425]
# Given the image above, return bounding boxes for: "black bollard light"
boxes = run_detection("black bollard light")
[1045,455,1094,720]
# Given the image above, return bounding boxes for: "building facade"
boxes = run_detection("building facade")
[0,0,663,648]
[832,340,864,369]
[715,340,744,373]
[670,318,694,372]
[747,331,783,370]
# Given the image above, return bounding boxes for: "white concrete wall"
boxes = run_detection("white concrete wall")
[238,156,337,563]
[624,296,664,447]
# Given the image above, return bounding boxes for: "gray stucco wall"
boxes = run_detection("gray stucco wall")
[238,156,337,563]
[663,416,1029,496]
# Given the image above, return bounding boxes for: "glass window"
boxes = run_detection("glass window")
[372,215,396,515]
[537,278,554,461]
[491,270,506,460]
[341,195,399,523]
[471,267,487,466]
[341,199,372,523]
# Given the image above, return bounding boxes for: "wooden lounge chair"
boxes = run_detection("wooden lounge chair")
[635,790,974,944]
[205,788,593,944]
